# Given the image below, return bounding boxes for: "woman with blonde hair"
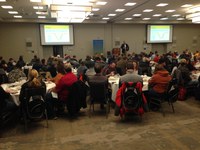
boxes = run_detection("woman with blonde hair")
[19,69,46,102]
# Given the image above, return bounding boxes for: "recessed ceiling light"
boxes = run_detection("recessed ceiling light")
[115,9,125,12]
[85,17,90,19]
[125,3,136,6]
[181,4,193,8]
[153,14,162,17]
[30,0,41,2]
[172,14,181,17]
[143,18,150,20]
[0,0,6,2]
[14,15,22,18]
[8,11,18,14]
[96,1,107,5]
[177,18,185,20]
[92,8,99,11]
[125,18,132,20]
[143,9,153,12]
[38,16,46,18]
[33,6,43,9]
[156,3,168,7]
[1,5,13,9]
[160,17,168,20]
[102,17,109,20]
[108,14,116,16]
[165,10,175,12]
[133,14,141,17]
[89,13,94,16]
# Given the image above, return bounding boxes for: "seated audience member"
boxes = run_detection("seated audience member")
[19,69,46,103]
[47,62,57,78]
[148,64,172,97]
[48,61,66,85]
[102,61,117,77]
[7,58,15,72]
[46,63,77,119]
[120,61,143,84]
[116,56,127,75]
[0,62,8,84]
[178,59,198,87]
[0,86,17,113]
[132,61,139,74]
[16,55,25,68]
[8,63,26,83]
[77,61,88,79]
[88,63,108,109]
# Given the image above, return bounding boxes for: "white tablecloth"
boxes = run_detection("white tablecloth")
[1,81,56,106]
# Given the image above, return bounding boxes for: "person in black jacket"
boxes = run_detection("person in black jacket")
[120,41,129,55]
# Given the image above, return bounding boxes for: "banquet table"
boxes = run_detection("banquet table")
[1,80,56,106]
[108,75,151,101]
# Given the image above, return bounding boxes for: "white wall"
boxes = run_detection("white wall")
[0,23,199,62]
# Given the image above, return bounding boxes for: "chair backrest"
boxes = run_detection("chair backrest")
[166,78,179,102]
[66,80,87,115]
[23,86,46,119]
[122,82,141,109]
[89,81,108,103]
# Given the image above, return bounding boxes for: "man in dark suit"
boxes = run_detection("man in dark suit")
[120,41,129,55]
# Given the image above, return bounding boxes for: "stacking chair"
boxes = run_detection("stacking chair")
[88,81,110,118]
[149,78,179,116]
[20,86,48,131]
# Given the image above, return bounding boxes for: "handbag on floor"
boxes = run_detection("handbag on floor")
[178,87,187,101]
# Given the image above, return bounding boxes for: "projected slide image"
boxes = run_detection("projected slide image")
[150,26,170,41]
[44,25,70,43]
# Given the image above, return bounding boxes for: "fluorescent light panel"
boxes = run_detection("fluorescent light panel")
[177,18,185,20]
[36,11,48,15]
[108,14,116,16]
[156,3,168,7]
[96,1,107,5]
[115,9,125,12]
[153,14,161,17]
[133,14,141,17]
[8,11,18,14]
[33,6,43,9]
[30,0,41,2]
[125,3,136,6]
[1,5,13,9]
[102,17,109,20]
[181,4,193,8]
[92,8,99,11]
[38,16,46,18]
[143,18,150,20]
[186,12,200,19]
[165,10,175,12]
[172,14,181,17]
[14,15,22,18]
[51,5,92,12]
[160,17,168,20]
[143,9,153,12]
[125,18,132,20]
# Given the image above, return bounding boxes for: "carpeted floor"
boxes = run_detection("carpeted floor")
[1,97,200,150]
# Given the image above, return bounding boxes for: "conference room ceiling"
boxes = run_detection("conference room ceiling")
[0,0,200,24]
